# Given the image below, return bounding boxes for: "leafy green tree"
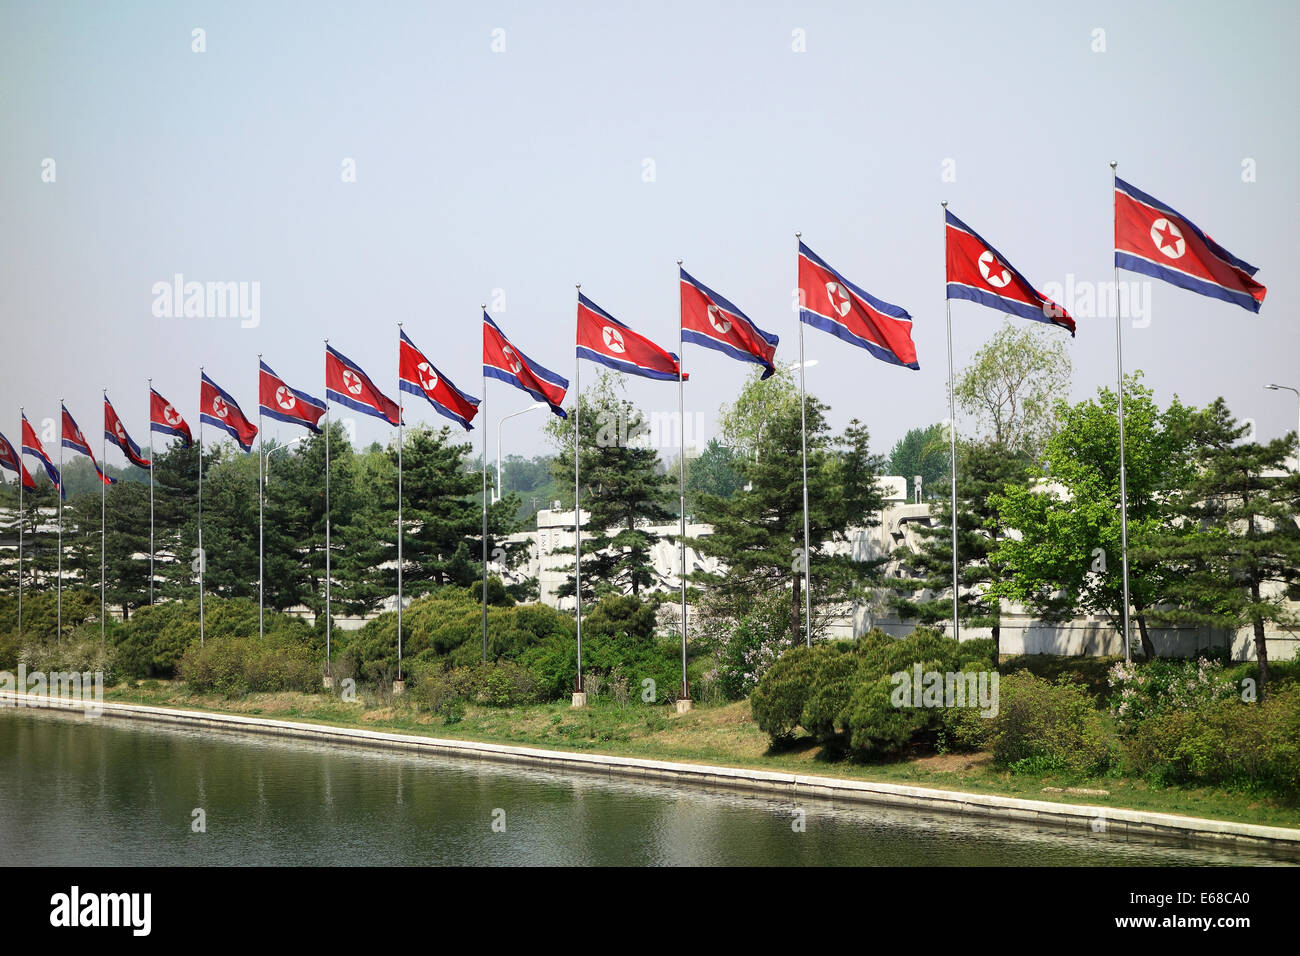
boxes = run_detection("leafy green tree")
[889,440,1030,658]
[547,373,676,598]
[991,375,1204,660]
[885,423,950,501]
[1140,400,1300,696]
[954,319,1072,459]
[718,364,799,462]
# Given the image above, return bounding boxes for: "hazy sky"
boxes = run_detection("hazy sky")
[2,0,1296,469]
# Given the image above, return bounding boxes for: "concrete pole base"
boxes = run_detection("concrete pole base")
[570,692,588,708]
[675,698,694,714]
[322,675,335,690]
[393,679,407,696]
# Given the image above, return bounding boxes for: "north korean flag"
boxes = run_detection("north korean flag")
[0,431,35,490]
[483,314,569,418]
[104,395,151,469]
[680,269,779,378]
[399,330,480,430]
[200,372,258,452]
[325,344,400,426]
[798,242,919,370]
[61,404,115,485]
[945,211,1075,336]
[259,361,326,434]
[150,387,192,447]
[1115,178,1266,314]
[576,293,686,382]
[21,413,61,494]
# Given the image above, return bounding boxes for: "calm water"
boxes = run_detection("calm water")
[0,709,1287,866]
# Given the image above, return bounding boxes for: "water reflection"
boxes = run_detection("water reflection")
[0,710,1290,867]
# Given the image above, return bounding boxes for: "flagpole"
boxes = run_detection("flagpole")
[676,262,689,702]
[323,340,331,682]
[17,407,23,636]
[147,381,154,606]
[794,237,813,647]
[396,323,404,687]
[197,372,204,646]
[942,202,960,642]
[100,388,107,642]
[1111,162,1133,664]
[480,307,488,664]
[58,399,63,642]
[258,354,264,641]
[573,285,584,700]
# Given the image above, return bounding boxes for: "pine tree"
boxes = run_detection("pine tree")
[1140,399,1300,696]
[547,373,676,599]
[890,439,1029,657]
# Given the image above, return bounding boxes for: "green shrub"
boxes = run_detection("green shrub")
[750,644,840,740]
[409,659,545,711]
[113,597,316,679]
[991,671,1115,776]
[17,624,121,687]
[1122,684,1300,794]
[178,635,320,696]
[703,590,796,700]
[1107,657,1238,732]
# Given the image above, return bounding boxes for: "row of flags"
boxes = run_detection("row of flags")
[0,178,1268,494]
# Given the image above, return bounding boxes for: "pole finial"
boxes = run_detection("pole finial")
[795,231,801,239]
[676,258,683,266]
[1110,161,1118,170]
[941,200,948,208]
[480,303,486,311]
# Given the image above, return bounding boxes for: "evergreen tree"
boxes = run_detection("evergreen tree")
[547,373,676,598]
[1140,399,1300,696]
[890,439,1029,657]
[694,391,886,638]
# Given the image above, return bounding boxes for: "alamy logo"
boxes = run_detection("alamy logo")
[151,274,260,328]
[49,886,151,936]
[0,666,104,718]
[890,664,999,718]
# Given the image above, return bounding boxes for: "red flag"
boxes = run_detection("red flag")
[150,388,192,447]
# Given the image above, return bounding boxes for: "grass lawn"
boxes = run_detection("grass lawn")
[96,675,1300,831]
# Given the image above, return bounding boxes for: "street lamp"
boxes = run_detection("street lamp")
[264,436,305,486]
[497,402,547,502]
[1264,384,1300,469]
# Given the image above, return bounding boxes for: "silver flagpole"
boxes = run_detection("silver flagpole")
[795,236,812,647]
[396,323,404,684]
[323,340,331,680]
[58,399,63,641]
[17,405,23,634]
[101,389,107,642]
[573,285,583,698]
[147,381,154,606]
[942,202,960,642]
[197,373,204,646]
[1111,162,1133,664]
[258,355,264,641]
[676,261,689,700]
[481,307,488,664]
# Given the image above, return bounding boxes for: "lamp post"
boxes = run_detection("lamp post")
[496,402,546,503]
[263,436,305,486]
[1264,384,1300,470]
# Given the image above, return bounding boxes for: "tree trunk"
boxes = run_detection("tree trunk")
[1251,582,1270,701]
[1135,610,1156,661]
[991,622,1000,666]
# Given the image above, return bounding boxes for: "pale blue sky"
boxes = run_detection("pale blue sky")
[2,0,1296,465]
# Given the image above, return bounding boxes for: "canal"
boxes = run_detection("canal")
[0,709,1285,866]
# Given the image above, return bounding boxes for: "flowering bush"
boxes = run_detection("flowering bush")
[710,603,794,700]
[1107,657,1238,732]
